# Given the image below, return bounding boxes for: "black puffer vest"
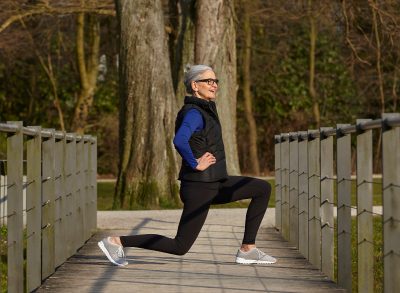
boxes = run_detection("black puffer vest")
[175,96,228,182]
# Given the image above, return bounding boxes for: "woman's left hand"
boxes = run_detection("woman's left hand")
[195,152,216,171]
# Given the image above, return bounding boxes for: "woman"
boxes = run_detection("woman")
[98,65,276,266]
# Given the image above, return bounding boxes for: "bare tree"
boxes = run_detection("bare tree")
[168,0,196,103]
[195,0,240,175]
[71,5,101,134]
[113,0,179,208]
[240,0,260,175]
[308,0,320,127]
[0,0,115,132]
[0,0,114,34]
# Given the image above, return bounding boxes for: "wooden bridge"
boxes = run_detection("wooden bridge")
[1,115,400,292]
[36,209,343,292]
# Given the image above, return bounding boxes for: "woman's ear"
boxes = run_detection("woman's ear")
[191,80,198,92]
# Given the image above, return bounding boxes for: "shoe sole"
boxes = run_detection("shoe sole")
[235,257,276,264]
[98,241,127,267]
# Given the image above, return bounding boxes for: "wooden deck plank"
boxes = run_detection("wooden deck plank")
[37,209,344,293]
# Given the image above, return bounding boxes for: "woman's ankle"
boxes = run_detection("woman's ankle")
[240,244,256,252]
[109,236,122,246]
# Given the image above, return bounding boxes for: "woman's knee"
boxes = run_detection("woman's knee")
[173,238,193,255]
[174,244,191,256]
[253,178,271,197]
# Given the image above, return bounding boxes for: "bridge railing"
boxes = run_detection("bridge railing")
[0,121,97,293]
[274,113,400,293]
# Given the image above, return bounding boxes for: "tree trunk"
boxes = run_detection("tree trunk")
[241,1,260,175]
[392,65,398,111]
[370,0,385,114]
[308,0,320,128]
[113,0,179,209]
[169,0,196,103]
[195,0,240,175]
[71,11,100,134]
[44,53,66,131]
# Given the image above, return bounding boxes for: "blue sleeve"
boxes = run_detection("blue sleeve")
[173,109,204,169]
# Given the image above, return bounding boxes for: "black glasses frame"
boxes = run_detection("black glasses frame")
[195,78,219,86]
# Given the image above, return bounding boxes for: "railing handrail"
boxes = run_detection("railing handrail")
[0,122,96,142]
[275,116,400,142]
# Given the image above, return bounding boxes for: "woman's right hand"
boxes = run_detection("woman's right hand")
[195,152,216,171]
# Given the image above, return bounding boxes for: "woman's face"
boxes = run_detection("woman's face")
[191,70,219,100]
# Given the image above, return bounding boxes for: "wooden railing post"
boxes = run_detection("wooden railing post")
[281,133,290,240]
[26,126,42,292]
[381,113,400,293]
[289,133,299,246]
[54,133,67,267]
[275,135,282,231]
[83,138,89,241]
[42,129,56,280]
[320,128,334,280]
[336,124,352,292]
[76,137,85,248]
[308,129,321,269]
[356,119,374,293]
[90,138,97,235]
[65,134,77,256]
[298,131,308,259]
[6,121,23,293]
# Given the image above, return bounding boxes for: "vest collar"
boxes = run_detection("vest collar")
[184,96,220,124]
[184,96,215,109]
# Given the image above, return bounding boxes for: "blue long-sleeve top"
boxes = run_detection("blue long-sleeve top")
[173,109,204,169]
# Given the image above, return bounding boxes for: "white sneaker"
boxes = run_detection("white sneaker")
[235,248,276,264]
[98,237,128,266]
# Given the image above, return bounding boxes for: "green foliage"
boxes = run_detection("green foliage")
[0,16,119,176]
[237,20,363,172]
[254,28,358,126]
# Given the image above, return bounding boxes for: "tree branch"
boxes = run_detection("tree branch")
[0,5,115,34]
[341,0,371,66]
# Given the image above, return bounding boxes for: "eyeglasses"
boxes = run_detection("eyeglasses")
[195,78,219,86]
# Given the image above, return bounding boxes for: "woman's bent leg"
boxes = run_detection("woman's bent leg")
[120,181,218,255]
[212,176,271,244]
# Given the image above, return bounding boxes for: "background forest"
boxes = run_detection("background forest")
[1,1,399,208]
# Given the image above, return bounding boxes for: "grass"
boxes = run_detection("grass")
[342,178,382,206]
[97,182,116,210]
[97,179,276,211]
[355,216,383,293]
[0,226,27,293]
[0,226,6,293]
[333,216,383,293]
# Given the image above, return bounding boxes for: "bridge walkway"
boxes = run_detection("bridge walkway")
[37,209,344,293]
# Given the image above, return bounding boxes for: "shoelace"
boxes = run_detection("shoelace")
[117,246,125,258]
[256,249,266,259]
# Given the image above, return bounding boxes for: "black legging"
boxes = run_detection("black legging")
[120,176,271,255]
